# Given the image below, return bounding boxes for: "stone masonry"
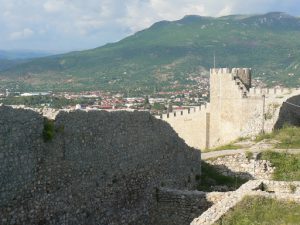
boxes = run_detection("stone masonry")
[0,106,201,225]
[206,153,275,180]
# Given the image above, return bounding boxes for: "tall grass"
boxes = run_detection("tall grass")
[275,126,300,149]
[255,125,300,149]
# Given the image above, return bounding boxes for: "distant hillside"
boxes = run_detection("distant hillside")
[0,58,16,71]
[0,50,56,74]
[1,12,300,92]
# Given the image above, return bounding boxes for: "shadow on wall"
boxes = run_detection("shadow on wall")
[198,161,250,192]
[275,95,300,129]
[153,188,214,225]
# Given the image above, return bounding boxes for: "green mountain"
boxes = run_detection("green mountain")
[0,59,20,72]
[1,12,300,92]
[0,50,57,75]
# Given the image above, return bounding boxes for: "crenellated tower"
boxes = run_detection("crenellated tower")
[157,67,300,149]
[209,68,253,147]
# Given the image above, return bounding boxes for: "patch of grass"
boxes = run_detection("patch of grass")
[274,126,300,149]
[254,132,275,142]
[261,151,300,181]
[206,143,242,152]
[236,136,249,142]
[214,196,300,225]
[254,126,300,148]
[197,161,248,192]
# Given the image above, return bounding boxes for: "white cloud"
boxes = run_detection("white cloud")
[9,28,34,40]
[218,6,233,16]
[76,16,104,36]
[43,0,66,13]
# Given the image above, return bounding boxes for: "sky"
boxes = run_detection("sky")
[0,0,300,52]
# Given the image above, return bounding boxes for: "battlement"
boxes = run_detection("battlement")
[210,68,232,74]
[211,68,252,90]
[156,103,210,120]
[210,68,251,75]
[249,87,299,97]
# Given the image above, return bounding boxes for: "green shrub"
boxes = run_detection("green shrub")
[43,119,55,142]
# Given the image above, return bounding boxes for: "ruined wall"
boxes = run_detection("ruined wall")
[191,180,300,225]
[153,188,212,225]
[206,153,275,180]
[0,107,44,206]
[0,106,201,225]
[152,188,233,225]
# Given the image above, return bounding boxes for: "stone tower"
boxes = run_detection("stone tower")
[157,67,299,150]
[209,68,252,147]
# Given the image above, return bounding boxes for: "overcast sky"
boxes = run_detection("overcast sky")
[1,0,300,52]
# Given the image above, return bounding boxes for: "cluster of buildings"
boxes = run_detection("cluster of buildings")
[0,75,212,114]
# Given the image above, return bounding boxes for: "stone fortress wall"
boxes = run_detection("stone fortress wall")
[157,68,300,149]
[157,104,210,151]
[0,106,201,225]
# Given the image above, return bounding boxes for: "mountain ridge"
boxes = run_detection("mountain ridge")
[1,12,300,92]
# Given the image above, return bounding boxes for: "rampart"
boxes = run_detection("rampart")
[155,104,210,150]
[0,106,201,225]
[157,68,300,149]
